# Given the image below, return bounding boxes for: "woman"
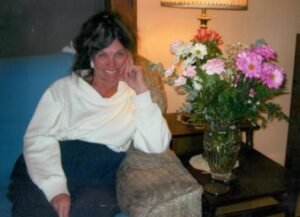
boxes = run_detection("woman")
[8,12,171,217]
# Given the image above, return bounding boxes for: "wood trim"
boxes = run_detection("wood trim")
[109,0,137,34]
[285,34,300,178]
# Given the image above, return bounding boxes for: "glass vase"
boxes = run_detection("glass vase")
[203,124,241,195]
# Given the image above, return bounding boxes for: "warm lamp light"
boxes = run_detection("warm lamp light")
[161,0,248,28]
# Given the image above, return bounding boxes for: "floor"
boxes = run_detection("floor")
[216,193,300,216]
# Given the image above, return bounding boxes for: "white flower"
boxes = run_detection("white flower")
[175,44,187,57]
[164,65,175,78]
[178,43,193,60]
[193,82,202,91]
[191,43,207,59]
[183,57,196,68]
[192,76,202,91]
[170,40,184,54]
[173,44,189,64]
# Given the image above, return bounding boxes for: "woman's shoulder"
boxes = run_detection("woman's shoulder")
[44,74,76,100]
[49,73,77,89]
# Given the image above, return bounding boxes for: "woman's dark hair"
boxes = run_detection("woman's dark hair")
[72,11,137,74]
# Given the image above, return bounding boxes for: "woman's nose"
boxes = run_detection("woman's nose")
[105,57,113,67]
[105,56,118,68]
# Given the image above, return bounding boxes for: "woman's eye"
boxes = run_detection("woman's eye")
[96,53,106,58]
[116,51,127,59]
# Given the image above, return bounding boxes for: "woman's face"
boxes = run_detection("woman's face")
[92,39,129,84]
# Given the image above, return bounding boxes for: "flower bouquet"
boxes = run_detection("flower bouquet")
[162,28,288,194]
[164,28,287,127]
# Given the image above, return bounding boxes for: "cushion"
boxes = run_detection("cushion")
[0,53,74,186]
[136,56,167,113]
[0,187,11,217]
[116,148,203,217]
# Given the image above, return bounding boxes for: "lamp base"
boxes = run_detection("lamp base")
[197,9,211,29]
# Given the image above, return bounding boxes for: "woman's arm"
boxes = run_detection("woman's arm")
[23,88,69,201]
[120,53,171,153]
[131,91,171,153]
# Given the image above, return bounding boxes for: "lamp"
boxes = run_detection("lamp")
[161,0,248,28]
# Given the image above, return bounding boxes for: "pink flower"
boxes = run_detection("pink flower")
[236,51,263,79]
[183,65,197,77]
[261,63,285,89]
[202,58,225,75]
[174,76,187,86]
[252,44,276,60]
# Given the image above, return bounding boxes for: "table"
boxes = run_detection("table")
[165,113,298,217]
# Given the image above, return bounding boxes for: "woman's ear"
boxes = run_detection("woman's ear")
[90,60,94,69]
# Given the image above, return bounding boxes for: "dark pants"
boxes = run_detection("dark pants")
[7,140,126,217]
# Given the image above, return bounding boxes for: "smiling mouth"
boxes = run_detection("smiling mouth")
[106,70,117,74]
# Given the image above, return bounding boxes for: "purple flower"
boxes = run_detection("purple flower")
[174,76,187,86]
[236,51,263,79]
[183,65,197,77]
[252,44,276,60]
[202,58,225,75]
[261,63,285,89]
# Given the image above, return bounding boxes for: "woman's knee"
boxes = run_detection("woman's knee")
[70,187,120,217]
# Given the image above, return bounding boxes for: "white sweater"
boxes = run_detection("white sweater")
[23,73,171,201]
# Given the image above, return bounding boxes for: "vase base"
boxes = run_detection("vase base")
[204,181,230,195]
[211,172,237,183]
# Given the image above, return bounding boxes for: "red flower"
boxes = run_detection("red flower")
[194,28,223,45]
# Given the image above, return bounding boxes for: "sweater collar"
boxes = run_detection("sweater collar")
[70,73,134,105]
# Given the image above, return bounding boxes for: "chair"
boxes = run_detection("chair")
[116,56,203,217]
[0,53,203,217]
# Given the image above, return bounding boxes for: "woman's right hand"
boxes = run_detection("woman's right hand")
[120,52,148,95]
[50,193,71,217]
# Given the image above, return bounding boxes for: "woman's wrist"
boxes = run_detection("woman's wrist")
[134,84,148,95]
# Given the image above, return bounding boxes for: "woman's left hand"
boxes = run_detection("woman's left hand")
[120,54,148,94]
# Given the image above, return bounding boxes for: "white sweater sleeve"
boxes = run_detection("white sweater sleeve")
[23,89,69,201]
[132,91,171,153]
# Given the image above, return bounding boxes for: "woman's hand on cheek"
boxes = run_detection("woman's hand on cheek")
[120,55,148,94]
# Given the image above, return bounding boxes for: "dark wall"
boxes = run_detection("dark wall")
[0,0,105,57]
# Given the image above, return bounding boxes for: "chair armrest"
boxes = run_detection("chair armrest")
[116,148,203,217]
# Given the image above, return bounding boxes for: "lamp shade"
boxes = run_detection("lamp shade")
[161,0,248,10]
